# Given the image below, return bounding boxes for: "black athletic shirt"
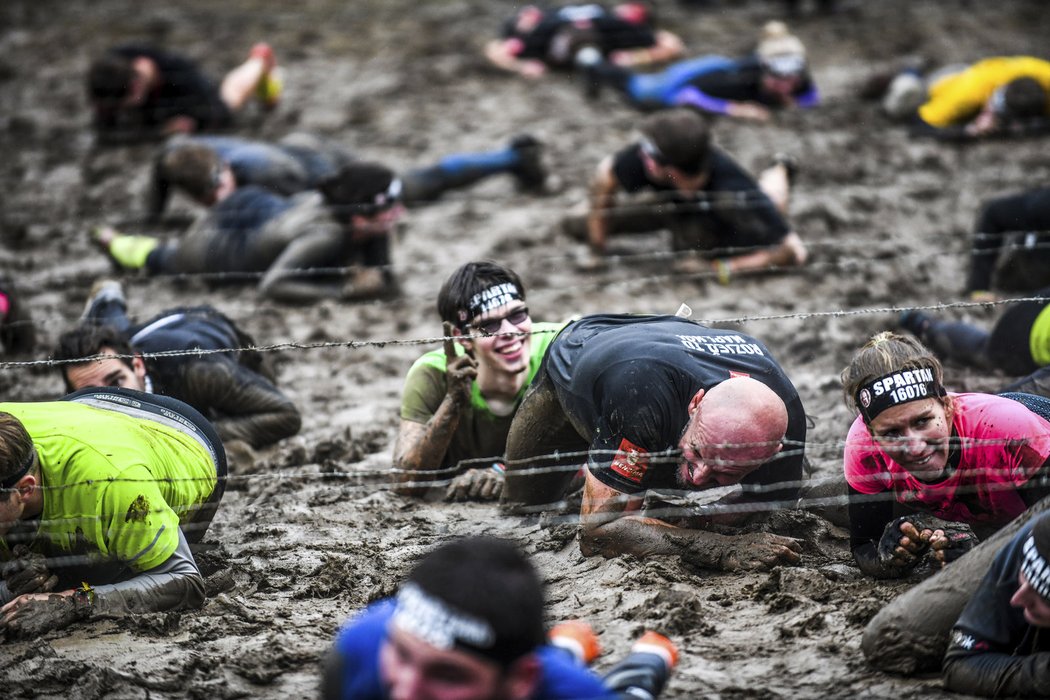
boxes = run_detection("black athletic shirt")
[543,314,805,500]
[502,5,655,64]
[611,144,790,247]
[102,45,232,131]
[685,56,816,107]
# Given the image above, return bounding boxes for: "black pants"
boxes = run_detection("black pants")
[967,188,1050,293]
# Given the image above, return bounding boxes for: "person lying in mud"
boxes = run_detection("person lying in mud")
[881,56,1050,139]
[88,42,282,141]
[393,261,567,502]
[93,160,403,301]
[951,186,1050,301]
[502,313,807,572]
[147,132,549,220]
[0,274,35,356]
[840,332,1050,580]
[941,510,1050,697]
[53,280,300,450]
[323,536,678,700]
[0,388,226,639]
[578,21,818,118]
[561,107,806,276]
[900,290,1050,399]
[485,2,684,80]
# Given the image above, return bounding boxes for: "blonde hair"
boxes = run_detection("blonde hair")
[756,21,806,61]
[840,331,952,417]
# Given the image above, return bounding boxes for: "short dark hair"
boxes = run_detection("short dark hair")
[87,53,135,105]
[639,108,712,175]
[0,412,34,498]
[1002,77,1048,120]
[159,143,225,203]
[405,536,545,664]
[53,324,135,392]
[437,261,526,330]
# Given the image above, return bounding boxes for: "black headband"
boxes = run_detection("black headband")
[1,448,35,490]
[1021,534,1050,603]
[457,282,523,328]
[855,366,945,423]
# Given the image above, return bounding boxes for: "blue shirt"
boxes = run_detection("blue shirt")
[330,600,616,700]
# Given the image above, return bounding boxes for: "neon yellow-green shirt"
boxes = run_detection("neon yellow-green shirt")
[1,401,217,573]
[1030,304,1050,367]
[399,322,566,469]
[920,56,1050,127]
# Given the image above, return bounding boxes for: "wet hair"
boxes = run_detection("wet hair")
[405,536,545,665]
[159,144,225,203]
[87,53,135,104]
[318,162,397,220]
[0,412,35,498]
[53,324,135,392]
[1001,77,1048,120]
[639,108,712,175]
[437,260,526,331]
[840,331,952,419]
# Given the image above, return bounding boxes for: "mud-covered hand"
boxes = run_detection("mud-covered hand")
[0,592,87,640]
[876,515,948,570]
[443,321,477,407]
[924,518,979,565]
[444,467,504,502]
[3,545,58,597]
[681,531,802,571]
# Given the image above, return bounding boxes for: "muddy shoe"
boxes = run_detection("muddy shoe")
[898,309,931,337]
[80,278,126,323]
[250,42,282,109]
[508,134,549,193]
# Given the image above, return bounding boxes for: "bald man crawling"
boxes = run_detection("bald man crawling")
[502,314,807,571]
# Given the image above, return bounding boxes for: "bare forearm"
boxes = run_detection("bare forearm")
[394,400,466,494]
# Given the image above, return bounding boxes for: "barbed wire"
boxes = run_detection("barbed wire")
[4,294,1046,370]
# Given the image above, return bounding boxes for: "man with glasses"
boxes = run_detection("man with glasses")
[502,313,807,572]
[562,108,806,278]
[93,161,404,301]
[393,261,567,502]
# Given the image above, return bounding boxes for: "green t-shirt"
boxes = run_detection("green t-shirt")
[400,322,565,469]
[1,401,217,573]
[1030,303,1050,367]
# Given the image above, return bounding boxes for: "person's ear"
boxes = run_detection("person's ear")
[687,388,706,417]
[16,473,38,503]
[503,654,542,700]
[132,354,148,382]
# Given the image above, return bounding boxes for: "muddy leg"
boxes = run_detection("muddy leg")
[861,495,1050,673]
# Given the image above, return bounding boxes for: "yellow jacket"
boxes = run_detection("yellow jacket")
[919,56,1050,127]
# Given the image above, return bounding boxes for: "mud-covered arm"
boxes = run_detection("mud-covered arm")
[587,158,621,255]
[579,469,801,570]
[91,528,205,615]
[258,228,347,302]
[180,357,301,448]
[847,483,904,578]
[393,333,477,496]
[483,39,547,78]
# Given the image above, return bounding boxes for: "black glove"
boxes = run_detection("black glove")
[3,545,58,597]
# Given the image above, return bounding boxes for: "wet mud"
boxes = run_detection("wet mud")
[2,0,1050,697]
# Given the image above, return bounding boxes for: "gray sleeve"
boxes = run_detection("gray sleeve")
[91,528,206,616]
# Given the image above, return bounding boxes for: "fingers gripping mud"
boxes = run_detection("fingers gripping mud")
[679,532,804,572]
[876,515,979,571]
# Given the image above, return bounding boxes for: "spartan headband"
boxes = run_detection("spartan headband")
[1021,535,1050,603]
[457,282,523,328]
[761,53,806,78]
[855,365,945,423]
[391,582,530,664]
[0,448,35,490]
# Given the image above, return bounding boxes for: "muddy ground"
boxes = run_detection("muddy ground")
[2,0,1050,697]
